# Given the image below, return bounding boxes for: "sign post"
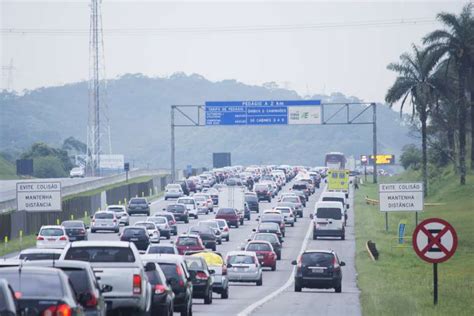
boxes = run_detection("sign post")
[412,218,457,305]
[16,182,62,212]
[379,182,423,231]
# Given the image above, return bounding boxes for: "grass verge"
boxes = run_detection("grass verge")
[355,168,474,316]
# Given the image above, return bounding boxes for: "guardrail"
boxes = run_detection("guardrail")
[364,196,446,207]
[0,169,170,213]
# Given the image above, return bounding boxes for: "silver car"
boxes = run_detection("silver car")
[146,216,172,239]
[164,184,184,200]
[91,211,119,233]
[274,206,296,226]
[225,251,263,286]
[214,219,230,242]
[135,221,161,243]
[106,205,130,226]
[197,220,222,245]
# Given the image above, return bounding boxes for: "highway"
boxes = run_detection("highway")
[87,181,360,315]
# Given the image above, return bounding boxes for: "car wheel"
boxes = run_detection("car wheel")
[313,234,317,240]
[221,287,229,299]
[341,233,345,240]
[115,228,119,233]
[218,239,222,245]
[212,245,217,251]
[335,284,342,293]
[235,223,239,228]
[271,264,276,271]
[91,229,96,233]
[181,300,192,316]
[277,253,281,260]
[167,234,171,240]
[291,223,294,227]
[204,289,212,304]
[185,218,189,224]
[294,283,302,292]
[256,277,263,286]
[226,236,230,242]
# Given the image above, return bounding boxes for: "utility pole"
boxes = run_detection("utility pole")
[171,106,176,182]
[372,103,378,183]
[1,59,15,92]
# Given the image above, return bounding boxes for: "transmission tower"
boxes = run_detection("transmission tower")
[1,59,15,92]
[87,0,111,176]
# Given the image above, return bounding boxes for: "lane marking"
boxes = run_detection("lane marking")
[237,216,313,316]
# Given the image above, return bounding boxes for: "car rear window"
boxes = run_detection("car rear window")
[259,223,279,230]
[95,213,113,219]
[158,263,179,280]
[228,255,255,265]
[254,234,277,243]
[178,199,194,204]
[130,198,147,204]
[177,237,198,246]
[19,253,61,261]
[151,217,167,224]
[246,243,272,251]
[123,228,147,237]
[64,247,135,262]
[61,268,90,293]
[282,197,299,203]
[185,257,205,271]
[302,252,334,266]
[316,208,342,220]
[261,215,282,222]
[245,196,258,202]
[216,221,226,228]
[148,246,176,254]
[217,208,236,215]
[40,228,64,236]
[254,184,268,190]
[136,222,155,230]
[62,221,84,228]
[2,271,63,298]
[108,207,124,212]
[292,184,307,190]
[167,205,185,212]
[322,197,344,204]
[146,270,165,285]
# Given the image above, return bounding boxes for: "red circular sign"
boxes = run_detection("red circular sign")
[412,218,457,263]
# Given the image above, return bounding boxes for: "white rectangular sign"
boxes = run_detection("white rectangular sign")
[288,106,322,125]
[16,182,62,212]
[379,182,423,212]
[99,155,125,169]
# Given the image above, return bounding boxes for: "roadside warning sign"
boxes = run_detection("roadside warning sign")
[413,218,457,264]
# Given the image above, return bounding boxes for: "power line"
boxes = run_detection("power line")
[0,17,437,36]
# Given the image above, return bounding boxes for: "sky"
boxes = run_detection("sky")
[0,0,470,103]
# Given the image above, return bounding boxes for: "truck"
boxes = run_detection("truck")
[218,186,246,225]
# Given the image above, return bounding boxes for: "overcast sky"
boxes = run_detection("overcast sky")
[1,0,469,103]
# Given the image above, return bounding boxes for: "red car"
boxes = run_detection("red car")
[215,208,240,228]
[245,241,277,271]
[175,234,205,255]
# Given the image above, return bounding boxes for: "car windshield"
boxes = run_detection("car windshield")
[293,184,307,190]
[302,252,334,266]
[40,228,63,236]
[316,208,342,220]
[136,222,155,230]
[123,228,147,236]
[2,271,63,298]
[131,199,146,204]
[247,243,272,251]
[148,246,176,254]
[64,246,135,262]
[19,253,61,261]
[94,213,113,219]
[177,237,198,246]
[217,208,235,215]
[228,255,255,265]
[62,221,84,228]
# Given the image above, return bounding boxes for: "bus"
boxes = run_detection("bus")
[325,152,346,170]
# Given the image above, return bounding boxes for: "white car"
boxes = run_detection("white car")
[18,248,64,261]
[177,197,199,219]
[193,194,211,214]
[274,206,296,226]
[164,184,184,200]
[36,225,69,249]
[69,167,85,178]
[146,244,179,255]
[106,205,130,226]
[135,221,161,243]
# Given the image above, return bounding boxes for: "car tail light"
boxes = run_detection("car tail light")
[297,256,302,269]
[84,292,98,307]
[113,219,117,223]
[222,265,227,275]
[176,265,185,286]
[36,236,44,241]
[133,274,142,294]
[154,284,167,294]
[41,304,72,316]
[59,236,67,241]
[333,256,340,269]
[224,227,229,232]
[196,271,208,280]
[80,229,86,234]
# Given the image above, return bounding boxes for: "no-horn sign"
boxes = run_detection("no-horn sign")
[412,218,458,264]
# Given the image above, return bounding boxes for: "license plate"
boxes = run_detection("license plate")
[48,238,55,241]
[130,238,139,241]
[311,268,324,273]
[257,255,264,259]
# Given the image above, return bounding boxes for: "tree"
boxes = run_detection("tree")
[400,144,422,170]
[385,45,442,197]
[21,142,73,177]
[423,3,474,184]
[62,137,87,154]
[33,156,68,178]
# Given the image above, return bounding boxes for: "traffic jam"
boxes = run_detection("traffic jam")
[0,164,352,316]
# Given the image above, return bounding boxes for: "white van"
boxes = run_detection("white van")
[311,201,345,240]
[319,191,349,225]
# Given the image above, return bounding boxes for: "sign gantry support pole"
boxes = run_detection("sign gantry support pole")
[372,103,378,184]
[171,105,176,182]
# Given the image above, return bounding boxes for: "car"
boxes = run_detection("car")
[127,197,151,216]
[164,184,184,200]
[135,221,162,243]
[214,219,230,242]
[184,256,214,304]
[18,248,63,261]
[244,202,251,220]
[279,195,304,218]
[106,205,130,226]
[190,251,229,299]
[142,261,175,316]
[255,222,283,242]
[141,254,193,316]
[90,211,119,233]
[254,183,272,202]
[61,241,152,314]
[165,203,189,223]
[175,180,191,196]
[175,234,205,255]
[193,193,213,212]
[146,244,179,255]
[186,179,197,193]
[205,188,219,205]
[36,225,69,249]
[215,208,240,228]
[290,190,307,207]
[146,216,172,239]
[274,206,296,226]
[177,197,199,219]
[120,226,151,250]
[0,279,18,316]
[299,178,316,194]
[225,251,263,286]
[292,182,310,200]
[319,191,349,223]
[259,213,286,237]
[153,212,178,235]
[249,233,282,260]
[311,201,345,240]
[292,250,345,292]
[70,166,85,178]
[0,266,85,315]
[62,220,88,241]
[244,241,277,271]
[187,226,217,251]
[197,220,223,244]
[189,176,203,192]
[245,193,259,213]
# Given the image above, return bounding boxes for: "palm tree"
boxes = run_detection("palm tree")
[423,3,474,184]
[385,45,443,197]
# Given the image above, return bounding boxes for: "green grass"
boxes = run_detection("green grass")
[0,156,18,180]
[355,168,474,316]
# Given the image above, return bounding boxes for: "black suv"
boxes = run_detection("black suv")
[120,227,150,251]
[127,197,150,216]
[292,250,345,293]
[176,180,190,196]
[188,226,217,251]
[292,182,310,200]
[245,194,259,213]
[184,256,214,304]
[165,204,189,223]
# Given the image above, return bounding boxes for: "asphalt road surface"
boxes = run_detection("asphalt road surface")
[87,181,361,316]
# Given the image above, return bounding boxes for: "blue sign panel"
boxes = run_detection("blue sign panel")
[205,100,321,126]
